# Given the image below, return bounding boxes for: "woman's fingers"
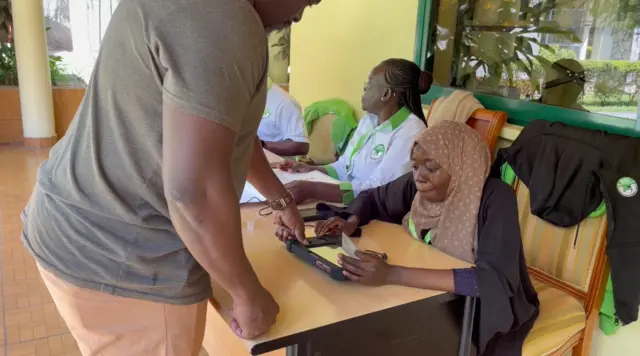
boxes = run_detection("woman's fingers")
[314,220,326,236]
[316,219,334,236]
[343,270,362,282]
[339,255,368,276]
[316,218,344,237]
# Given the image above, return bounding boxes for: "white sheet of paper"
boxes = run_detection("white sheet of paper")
[274,170,340,185]
[341,233,358,258]
[239,182,265,203]
[240,169,340,204]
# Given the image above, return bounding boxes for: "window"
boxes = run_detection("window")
[43,0,122,85]
[268,27,291,88]
[416,0,640,127]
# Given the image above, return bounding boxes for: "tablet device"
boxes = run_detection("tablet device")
[286,238,348,281]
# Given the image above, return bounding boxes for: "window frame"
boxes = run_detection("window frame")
[413,0,640,137]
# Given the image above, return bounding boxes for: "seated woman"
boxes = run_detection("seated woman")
[278,58,432,204]
[308,122,539,355]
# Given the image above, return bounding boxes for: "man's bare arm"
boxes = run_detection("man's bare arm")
[247,138,306,243]
[162,103,262,301]
[247,138,291,200]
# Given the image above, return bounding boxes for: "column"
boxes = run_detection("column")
[12,0,57,148]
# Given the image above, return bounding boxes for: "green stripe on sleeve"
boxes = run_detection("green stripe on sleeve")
[339,182,354,205]
[323,165,339,180]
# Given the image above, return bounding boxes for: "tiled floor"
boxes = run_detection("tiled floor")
[0,146,75,356]
[0,146,211,356]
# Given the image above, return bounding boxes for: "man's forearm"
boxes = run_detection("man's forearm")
[263,140,309,157]
[166,176,261,301]
[248,139,291,200]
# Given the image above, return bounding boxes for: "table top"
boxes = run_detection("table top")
[209,204,471,354]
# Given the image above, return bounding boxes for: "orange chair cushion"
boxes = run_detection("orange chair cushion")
[522,278,586,356]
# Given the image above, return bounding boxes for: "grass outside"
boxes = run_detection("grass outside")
[584,105,637,113]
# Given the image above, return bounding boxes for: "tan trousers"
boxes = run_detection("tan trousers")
[38,265,207,356]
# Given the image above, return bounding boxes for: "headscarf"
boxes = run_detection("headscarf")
[403,121,491,263]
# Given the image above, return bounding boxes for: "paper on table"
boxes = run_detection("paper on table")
[341,233,358,258]
[274,170,340,185]
[239,182,265,203]
[310,246,347,266]
[239,169,340,204]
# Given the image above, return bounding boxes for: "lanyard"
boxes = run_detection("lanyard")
[346,107,411,174]
[408,216,431,244]
[345,126,378,173]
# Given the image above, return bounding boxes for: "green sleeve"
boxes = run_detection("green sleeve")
[339,181,355,205]
[323,164,339,180]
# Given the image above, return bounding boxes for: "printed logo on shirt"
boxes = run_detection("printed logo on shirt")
[616,177,638,198]
[263,108,270,118]
[370,144,386,160]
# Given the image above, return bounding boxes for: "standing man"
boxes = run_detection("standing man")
[21,0,319,355]
[259,80,310,157]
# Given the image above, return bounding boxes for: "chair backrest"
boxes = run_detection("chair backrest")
[305,114,339,165]
[513,179,608,307]
[425,98,507,155]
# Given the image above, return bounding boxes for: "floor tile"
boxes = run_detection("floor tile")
[6,333,82,356]
[4,303,68,344]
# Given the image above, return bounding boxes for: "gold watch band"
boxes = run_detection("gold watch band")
[268,191,294,211]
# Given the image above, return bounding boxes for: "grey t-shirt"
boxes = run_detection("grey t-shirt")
[22,0,268,304]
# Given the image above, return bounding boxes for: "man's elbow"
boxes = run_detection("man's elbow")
[165,182,198,211]
[164,171,207,211]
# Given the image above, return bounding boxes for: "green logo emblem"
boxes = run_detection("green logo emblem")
[616,177,638,198]
[263,108,270,118]
[371,144,386,160]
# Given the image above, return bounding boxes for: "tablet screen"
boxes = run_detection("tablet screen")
[309,246,346,266]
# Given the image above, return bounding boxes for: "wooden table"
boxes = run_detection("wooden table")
[202,204,471,356]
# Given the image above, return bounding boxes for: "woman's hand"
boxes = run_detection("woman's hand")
[339,251,394,286]
[284,181,314,204]
[315,216,359,237]
[277,160,313,173]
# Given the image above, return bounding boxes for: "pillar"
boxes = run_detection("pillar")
[12,0,57,148]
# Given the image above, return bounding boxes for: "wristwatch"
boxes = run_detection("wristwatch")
[268,191,294,211]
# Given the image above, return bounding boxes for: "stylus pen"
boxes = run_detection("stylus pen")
[364,250,388,261]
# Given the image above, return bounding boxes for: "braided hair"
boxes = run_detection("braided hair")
[380,58,432,123]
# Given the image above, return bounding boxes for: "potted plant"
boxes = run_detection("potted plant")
[269,27,291,90]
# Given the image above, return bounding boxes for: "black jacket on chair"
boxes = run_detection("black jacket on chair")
[493,119,640,325]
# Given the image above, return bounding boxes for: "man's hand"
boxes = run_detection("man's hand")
[231,285,280,339]
[274,205,307,244]
[278,160,313,173]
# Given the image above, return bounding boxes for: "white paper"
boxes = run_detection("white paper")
[274,170,340,185]
[341,233,358,258]
[240,169,340,204]
[240,182,265,203]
